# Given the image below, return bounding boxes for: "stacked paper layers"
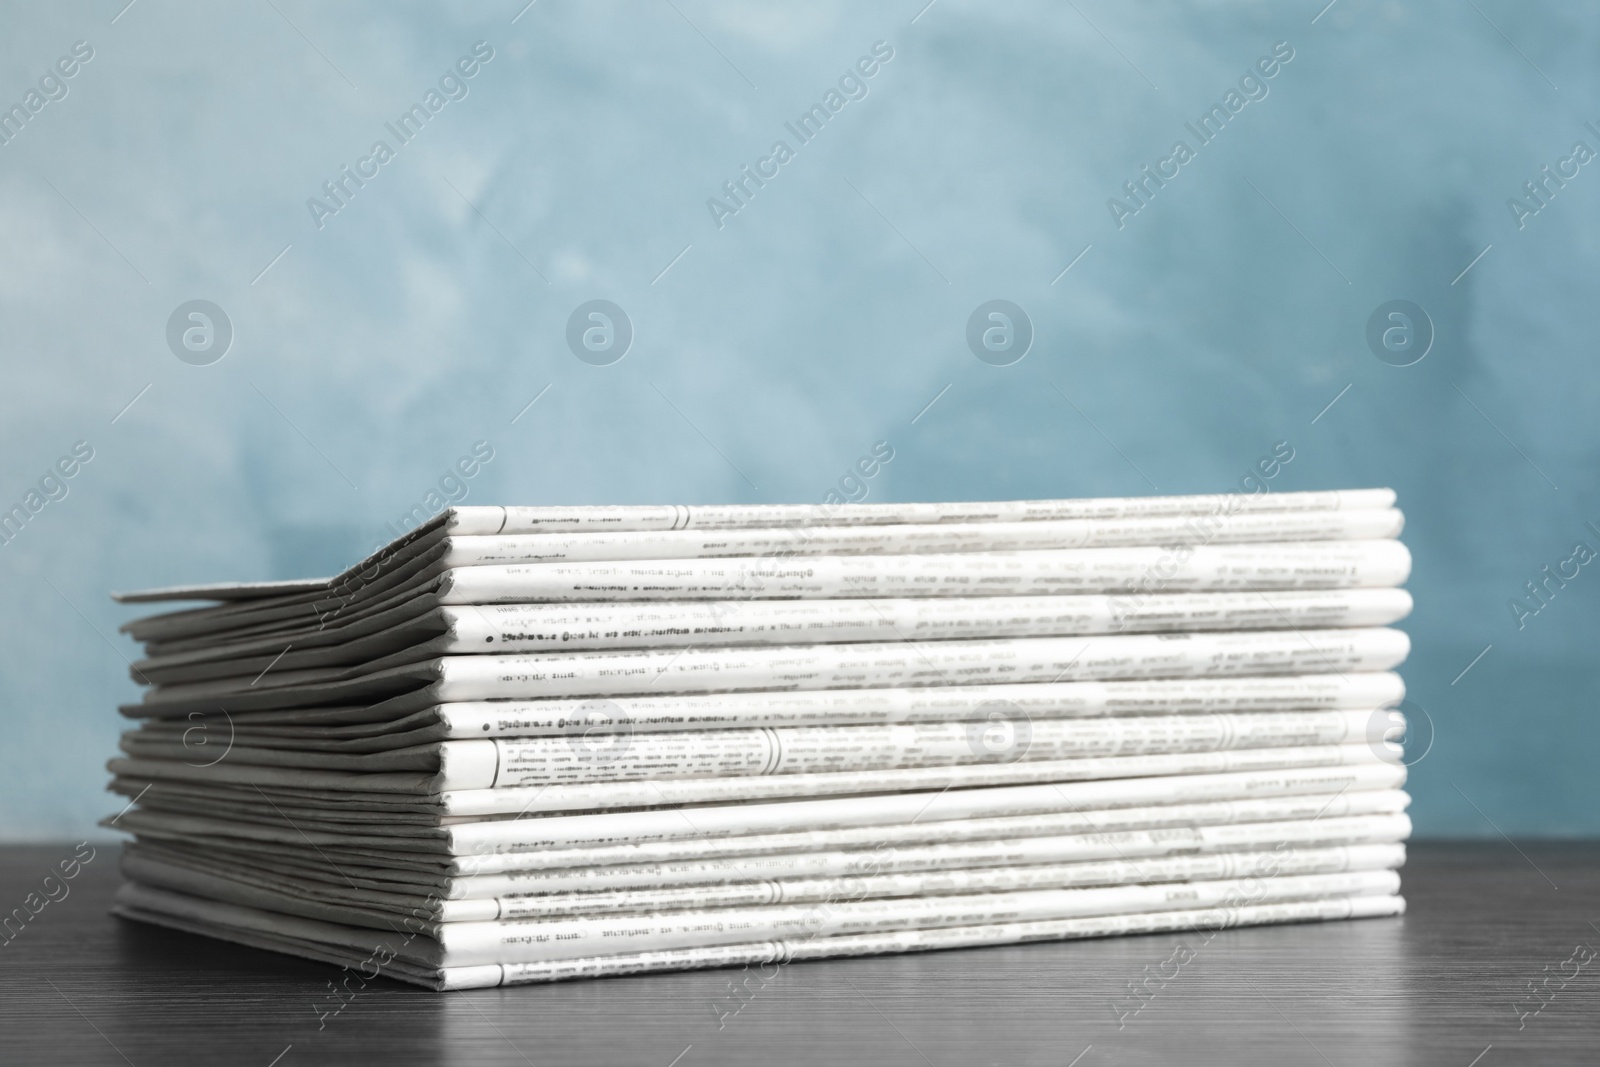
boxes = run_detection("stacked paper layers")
[106,490,1414,990]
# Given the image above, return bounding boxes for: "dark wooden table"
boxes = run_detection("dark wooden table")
[2,842,1596,1066]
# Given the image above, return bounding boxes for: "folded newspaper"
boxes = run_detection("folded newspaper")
[106,491,1413,989]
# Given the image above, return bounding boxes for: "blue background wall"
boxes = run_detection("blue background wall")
[2,0,1595,840]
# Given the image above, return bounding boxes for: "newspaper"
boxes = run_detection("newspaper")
[121,817,1407,917]
[119,840,1405,929]
[121,802,1409,899]
[442,508,1405,566]
[435,590,1412,654]
[114,868,1401,968]
[429,541,1410,603]
[126,627,1412,718]
[451,748,1405,835]
[116,787,1411,883]
[127,585,1413,693]
[434,869,1407,966]
[113,889,1404,990]
[113,489,1400,606]
[124,540,1410,677]
[102,486,1414,990]
[483,842,1405,921]
[106,757,1407,854]
[480,895,1406,989]
[481,490,1398,533]
[106,738,1399,813]
[118,709,1403,784]
[123,672,1406,752]
[107,755,1408,838]
[117,507,1406,647]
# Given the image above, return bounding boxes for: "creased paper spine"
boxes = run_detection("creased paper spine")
[439,508,1405,566]
[442,756,1408,847]
[439,743,1401,820]
[110,785,1411,877]
[432,708,1401,790]
[436,541,1411,603]
[427,627,1412,703]
[476,488,1397,534]
[442,588,1414,654]
[442,789,1412,880]
[434,671,1406,737]
[471,894,1406,988]
[481,839,1408,920]
[435,869,1402,966]
[123,841,1406,930]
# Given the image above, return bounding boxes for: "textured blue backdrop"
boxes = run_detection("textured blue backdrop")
[1,1,1595,840]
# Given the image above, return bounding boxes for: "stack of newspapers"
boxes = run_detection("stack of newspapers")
[106,490,1414,990]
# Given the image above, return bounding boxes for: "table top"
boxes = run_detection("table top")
[1,841,1596,1066]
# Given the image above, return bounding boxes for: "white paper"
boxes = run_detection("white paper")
[439,508,1406,566]
[120,840,1405,928]
[113,866,1400,969]
[110,884,1406,990]
[119,787,1410,882]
